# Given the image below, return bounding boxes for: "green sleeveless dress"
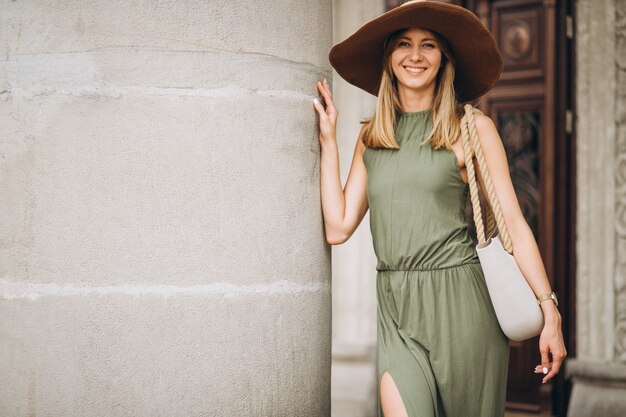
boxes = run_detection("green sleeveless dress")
[362,108,510,417]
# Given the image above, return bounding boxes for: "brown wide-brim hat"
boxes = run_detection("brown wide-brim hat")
[328,0,503,102]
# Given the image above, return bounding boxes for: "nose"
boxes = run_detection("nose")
[410,46,422,61]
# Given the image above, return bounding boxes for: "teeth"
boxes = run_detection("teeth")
[405,66,426,73]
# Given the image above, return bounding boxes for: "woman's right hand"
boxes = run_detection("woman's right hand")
[313,79,338,144]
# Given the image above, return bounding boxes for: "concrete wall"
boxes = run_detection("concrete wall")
[567,0,626,415]
[330,1,382,416]
[0,1,333,416]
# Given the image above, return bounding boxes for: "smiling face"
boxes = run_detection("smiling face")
[389,27,443,100]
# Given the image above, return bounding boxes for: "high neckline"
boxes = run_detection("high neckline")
[398,108,432,117]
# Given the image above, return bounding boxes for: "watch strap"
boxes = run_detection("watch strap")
[537,291,557,306]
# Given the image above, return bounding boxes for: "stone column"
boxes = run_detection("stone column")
[330,1,383,416]
[0,1,332,416]
[567,0,626,415]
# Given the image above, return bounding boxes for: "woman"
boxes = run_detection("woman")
[313,1,567,417]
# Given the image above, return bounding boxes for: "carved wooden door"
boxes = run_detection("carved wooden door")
[465,1,575,415]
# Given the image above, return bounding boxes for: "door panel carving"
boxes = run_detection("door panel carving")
[470,0,574,415]
[497,108,541,237]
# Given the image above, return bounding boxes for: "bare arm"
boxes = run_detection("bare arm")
[472,114,567,383]
[313,79,369,245]
[320,125,369,244]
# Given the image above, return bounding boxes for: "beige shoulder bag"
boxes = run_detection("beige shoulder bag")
[460,104,544,342]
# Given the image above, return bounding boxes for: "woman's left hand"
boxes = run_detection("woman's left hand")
[535,306,567,383]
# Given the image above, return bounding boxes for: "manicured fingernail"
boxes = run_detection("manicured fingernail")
[313,98,319,105]
[324,78,327,84]
[542,367,548,375]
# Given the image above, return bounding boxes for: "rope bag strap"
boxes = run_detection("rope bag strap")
[460,104,513,254]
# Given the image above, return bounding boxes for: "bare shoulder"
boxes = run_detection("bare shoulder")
[474,113,497,135]
[473,113,502,151]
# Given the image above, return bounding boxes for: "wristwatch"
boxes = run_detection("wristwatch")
[537,291,558,307]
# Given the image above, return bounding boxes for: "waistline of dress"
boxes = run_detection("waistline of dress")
[375,260,481,272]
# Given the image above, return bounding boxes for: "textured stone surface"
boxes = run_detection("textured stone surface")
[330,0,382,416]
[331,354,377,417]
[575,0,617,362]
[567,360,626,417]
[0,96,326,286]
[614,0,626,363]
[0,1,333,415]
[331,0,380,351]
[0,292,330,417]
[569,0,626,415]
[0,1,330,67]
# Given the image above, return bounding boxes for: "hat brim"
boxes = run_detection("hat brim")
[328,1,503,102]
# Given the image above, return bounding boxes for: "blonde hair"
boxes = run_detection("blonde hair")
[360,28,466,150]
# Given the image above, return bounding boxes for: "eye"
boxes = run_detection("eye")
[398,41,410,47]
[423,43,436,48]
